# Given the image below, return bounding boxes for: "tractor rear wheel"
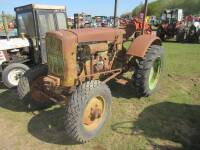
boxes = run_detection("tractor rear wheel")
[17,65,52,110]
[132,45,164,98]
[64,80,112,143]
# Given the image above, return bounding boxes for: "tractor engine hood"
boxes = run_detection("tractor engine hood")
[0,38,30,51]
[47,27,125,44]
[68,27,125,43]
[46,27,125,87]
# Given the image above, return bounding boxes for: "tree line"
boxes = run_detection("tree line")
[132,0,200,17]
[0,13,15,25]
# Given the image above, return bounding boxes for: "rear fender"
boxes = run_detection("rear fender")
[127,34,161,58]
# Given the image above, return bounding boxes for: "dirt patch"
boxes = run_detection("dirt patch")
[93,145,107,150]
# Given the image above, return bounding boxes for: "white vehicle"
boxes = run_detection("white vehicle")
[0,4,67,88]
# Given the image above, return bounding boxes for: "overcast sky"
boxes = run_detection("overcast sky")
[0,0,149,16]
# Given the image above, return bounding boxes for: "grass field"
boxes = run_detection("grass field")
[0,42,199,150]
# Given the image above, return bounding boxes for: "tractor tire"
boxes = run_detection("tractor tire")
[2,63,29,88]
[132,45,164,98]
[64,80,112,143]
[198,29,200,43]
[176,29,185,43]
[17,64,52,110]
[198,34,200,43]
[157,26,166,41]
[187,25,199,43]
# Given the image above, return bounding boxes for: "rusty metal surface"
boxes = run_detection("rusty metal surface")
[31,77,51,103]
[46,36,64,77]
[44,75,61,86]
[69,28,125,43]
[114,78,128,85]
[50,28,125,44]
[46,27,125,87]
[31,75,69,104]
[102,70,122,83]
[84,43,108,54]
[46,31,78,87]
[79,69,122,83]
[127,34,161,58]
[77,37,120,82]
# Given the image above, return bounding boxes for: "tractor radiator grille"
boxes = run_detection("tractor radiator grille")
[46,36,64,77]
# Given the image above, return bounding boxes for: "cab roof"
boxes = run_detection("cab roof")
[14,4,66,12]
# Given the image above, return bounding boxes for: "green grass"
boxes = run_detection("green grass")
[0,42,200,150]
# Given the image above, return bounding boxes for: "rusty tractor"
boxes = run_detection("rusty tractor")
[18,0,164,143]
[0,4,67,88]
[120,17,152,39]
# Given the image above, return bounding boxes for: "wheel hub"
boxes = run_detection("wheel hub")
[89,106,102,121]
[83,96,105,131]
[7,69,25,86]
[148,57,162,90]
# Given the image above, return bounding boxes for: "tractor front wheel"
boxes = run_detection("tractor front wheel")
[64,80,112,143]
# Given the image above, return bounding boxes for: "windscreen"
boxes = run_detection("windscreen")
[17,12,35,37]
[38,13,56,37]
[161,13,167,21]
[167,13,172,19]
[56,13,67,29]
[172,10,178,20]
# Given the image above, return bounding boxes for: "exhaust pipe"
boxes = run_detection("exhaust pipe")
[141,0,148,34]
[113,0,118,27]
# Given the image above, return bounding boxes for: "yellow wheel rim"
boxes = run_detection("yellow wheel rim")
[83,96,105,131]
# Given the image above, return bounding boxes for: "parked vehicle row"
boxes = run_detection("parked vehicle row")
[157,8,200,43]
